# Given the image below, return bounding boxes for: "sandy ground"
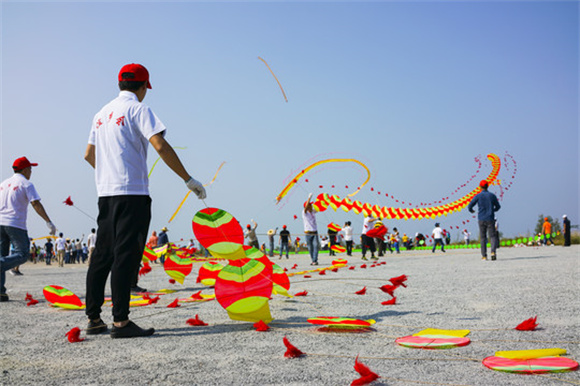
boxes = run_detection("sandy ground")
[1,245,579,386]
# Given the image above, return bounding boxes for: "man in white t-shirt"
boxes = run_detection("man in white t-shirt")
[87,228,96,264]
[341,221,353,256]
[55,233,67,267]
[361,215,377,260]
[83,63,207,339]
[0,157,56,301]
[432,223,446,253]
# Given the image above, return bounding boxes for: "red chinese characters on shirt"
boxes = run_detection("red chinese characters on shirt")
[108,112,113,121]
[116,116,125,126]
[95,119,103,129]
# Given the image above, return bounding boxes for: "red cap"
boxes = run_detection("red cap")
[12,157,38,171]
[479,180,489,189]
[283,225,287,229]
[118,63,152,89]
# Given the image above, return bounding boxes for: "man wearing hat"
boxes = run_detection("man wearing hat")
[267,227,278,257]
[0,157,57,301]
[83,63,206,338]
[562,215,571,247]
[468,180,501,260]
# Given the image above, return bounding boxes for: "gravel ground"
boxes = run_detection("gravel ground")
[1,245,579,386]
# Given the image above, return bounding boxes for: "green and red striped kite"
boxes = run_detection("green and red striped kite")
[43,285,85,310]
[163,253,193,284]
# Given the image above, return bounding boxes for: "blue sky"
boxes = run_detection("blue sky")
[1,1,578,244]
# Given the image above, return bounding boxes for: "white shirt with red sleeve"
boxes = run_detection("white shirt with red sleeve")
[88,91,166,197]
[0,173,41,230]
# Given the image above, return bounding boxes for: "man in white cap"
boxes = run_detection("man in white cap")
[0,157,56,301]
[83,63,206,338]
[562,215,571,247]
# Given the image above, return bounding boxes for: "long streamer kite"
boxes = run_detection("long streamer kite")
[276,158,371,203]
[309,153,501,220]
[148,146,187,178]
[258,56,288,103]
[168,161,226,223]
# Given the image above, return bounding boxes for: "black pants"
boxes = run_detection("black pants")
[361,234,376,257]
[345,240,353,256]
[86,195,151,322]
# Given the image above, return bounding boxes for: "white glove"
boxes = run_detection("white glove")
[46,221,57,236]
[186,177,207,199]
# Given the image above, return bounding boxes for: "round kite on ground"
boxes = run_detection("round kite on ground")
[396,328,471,349]
[307,316,375,331]
[482,348,578,374]
[482,356,578,374]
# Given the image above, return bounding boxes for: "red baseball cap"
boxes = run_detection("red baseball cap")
[13,156,38,171]
[479,180,489,189]
[118,63,152,89]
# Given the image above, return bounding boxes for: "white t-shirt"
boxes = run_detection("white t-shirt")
[88,91,166,197]
[55,237,66,251]
[87,233,97,249]
[0,173,41,230]
[342,226,353,241]
[361,217,376,235]
[432,227,444,239]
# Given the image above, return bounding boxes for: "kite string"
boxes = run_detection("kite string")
[168,162,226,223]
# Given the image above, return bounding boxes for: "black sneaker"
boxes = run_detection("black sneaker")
[491,254,497,261]
[361,256,368,261]
[0,294,9,302]
[110,321,155,339]
[371,256,379,260]
[130,286,147,294]
[86,319,108,335]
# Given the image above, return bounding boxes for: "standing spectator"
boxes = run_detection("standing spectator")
[562,215,571,247]
[55,233,66,267]
[75,237,83,263]
[302,193,319,265]
[157,227,169,264]
[147,230,158,249]
[444,229,451,245]
[462,229,471,245]
[392,227,400,254]
[468,180,501,260]
[432,223,446,253]
[244,220,259,250]
[30,242,38,264]
[341,221,353,256]
[82,244,89,263]
[294,237,301,254]
[267,227,278,257]
[45,238,54,265]
[0,156,56,301]
[279,225,291,259]
[328,227,338,256]
[87,228,97,265]
[361,215,377,260]
[65,238,74,264]
[402,233,410,250]
[542,217,553,245]
[83,63,206,338]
